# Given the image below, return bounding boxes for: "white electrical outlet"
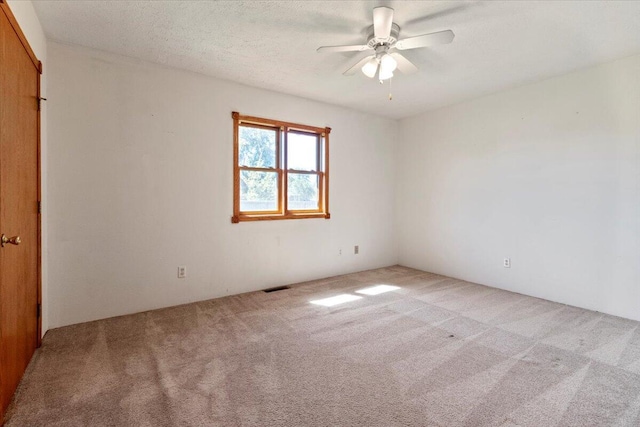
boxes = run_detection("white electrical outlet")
[178,266,187,278]
[354,245,359,255]
[339,249,342,255]
[503,258,511,268]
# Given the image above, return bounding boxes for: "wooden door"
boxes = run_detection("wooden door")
[0,2,42,423]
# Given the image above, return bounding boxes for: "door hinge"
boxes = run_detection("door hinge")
[37,201,42,214]
[38,97,47,112]
[37,303,41,318]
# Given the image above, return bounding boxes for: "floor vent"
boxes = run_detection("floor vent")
[263,286,290,293]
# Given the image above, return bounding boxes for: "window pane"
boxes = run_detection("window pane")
[240,170,278,212]
[288,132,318,171]
[288,173,319,210]
[239,126,276,168]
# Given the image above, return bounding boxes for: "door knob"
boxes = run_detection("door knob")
[1,234,21,247]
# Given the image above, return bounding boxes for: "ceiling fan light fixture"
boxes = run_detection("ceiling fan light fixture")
[361,58,379,78]
[380,53,397,73]
[378,53,396,81]
[378,67,394,81]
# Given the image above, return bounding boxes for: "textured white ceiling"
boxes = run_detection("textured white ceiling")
[32,0,640,119]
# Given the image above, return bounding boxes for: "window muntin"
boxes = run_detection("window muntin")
[232,112,330,223]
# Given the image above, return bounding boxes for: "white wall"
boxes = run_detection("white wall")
[7,0,49,335]
[398,55,640,321]
[46,42,398,328]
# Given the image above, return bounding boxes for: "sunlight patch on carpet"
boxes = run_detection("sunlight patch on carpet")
[356,284,400,295]
[310,294,362,307]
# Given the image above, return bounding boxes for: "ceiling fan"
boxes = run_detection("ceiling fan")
[317,6,455,82]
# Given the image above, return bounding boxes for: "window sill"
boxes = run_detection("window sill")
[232,212,330,223]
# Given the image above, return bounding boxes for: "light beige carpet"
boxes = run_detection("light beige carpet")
[6,266,640,426]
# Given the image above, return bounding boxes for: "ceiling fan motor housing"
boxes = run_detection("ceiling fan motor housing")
[366,23,400,49]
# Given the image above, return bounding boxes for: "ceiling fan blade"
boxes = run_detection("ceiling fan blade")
[373,6,394,39]
[395,29,455,50]
[343,55,375,76]
[317,44,370,53]
[390,52,418,74]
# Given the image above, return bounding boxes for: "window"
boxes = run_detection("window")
[232,112,330,223]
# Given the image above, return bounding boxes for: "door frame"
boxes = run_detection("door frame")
[0,0,43,346]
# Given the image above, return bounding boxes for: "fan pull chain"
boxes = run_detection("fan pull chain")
[388,78,393,101]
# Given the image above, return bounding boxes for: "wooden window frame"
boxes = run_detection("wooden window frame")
[232,112,331,223]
